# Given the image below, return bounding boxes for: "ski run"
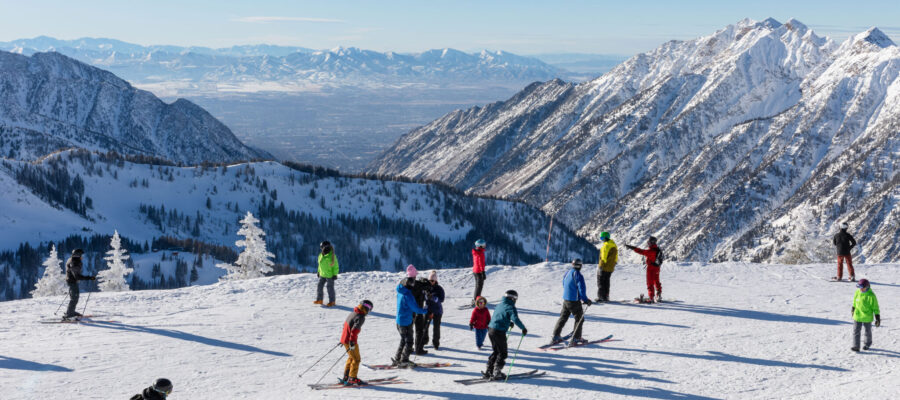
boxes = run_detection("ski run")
[2,261,898,399]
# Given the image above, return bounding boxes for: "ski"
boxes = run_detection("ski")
[538,332,574,349]
[543,334,614,351]
[308,376,407,390]
[39,317,118,324]
[364,362,456,370]
[454,369,545,385]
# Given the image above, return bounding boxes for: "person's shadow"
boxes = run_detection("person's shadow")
[0,355,72,372]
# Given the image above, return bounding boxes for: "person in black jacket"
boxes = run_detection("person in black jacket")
[833,223,858,282]
[423,270,446,350]
[64,248,96,319]
[399,273,432,355]
[130,378,173,400]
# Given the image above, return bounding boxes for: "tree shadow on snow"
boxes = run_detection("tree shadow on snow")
[529,377,722,400]
[82,321,291,357]
[368,385,512,400]
[611,302,849,326]
[597,346,848,372]
[0,356,72,372]
[516,307,691,329]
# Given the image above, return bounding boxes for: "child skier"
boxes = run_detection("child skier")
[484,290,527,381]
[424,270,445,350]
[340,300,374,385]
[314,241,339,307]
[469,296,491,350]
[851,279,881,352]
[625,236,663,302]
[471,239,487,306]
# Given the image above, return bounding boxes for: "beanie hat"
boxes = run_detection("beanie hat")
[429,270,437,282]
[406,264,418,278]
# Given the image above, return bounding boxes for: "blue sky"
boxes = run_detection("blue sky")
[1,0,898,55]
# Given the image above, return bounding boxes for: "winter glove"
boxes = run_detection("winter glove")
[584,299,593,306]
[90,276,97,281]
[875,315,881,328]
[521,328,528,336]
[349,342,356,351]
[333,275,338,280]
[626,244,636,250]
[469,323,474,330]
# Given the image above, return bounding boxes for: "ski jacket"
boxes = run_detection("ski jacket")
[395,284,427,326]
[562,268,589,302]
[598,240,619,272]
[833,230,857,256]
[472,248,486,273]
[340,305,367,344]
[400,277,430,308]
[629,244,661,268]
[65,257,90,284]
[426,284,445,315]
[317,251,339,278]
[470,305,491,330]
[129,388,166,400]
[488,296,526,332]
[852,289,880,323]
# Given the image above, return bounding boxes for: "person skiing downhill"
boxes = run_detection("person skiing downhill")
[393,265,428,367]
[551,259,592,345]
[625,236,663,302]
[471,239,487,306]
[423,270,445,350]
[851,279,881,352]
[340,300,374,386]
[469,296,491,350]
[64,248,96,319]
[314,241,339,307]
[129,378,173,400]
[484,290,527,381]
[833,223,857,282]
[595,232,618,302]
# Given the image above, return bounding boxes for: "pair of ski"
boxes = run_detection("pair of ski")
[539,334,614,351]
[308,376,407,390]
[453,369,546,385]
[39,315,118,324]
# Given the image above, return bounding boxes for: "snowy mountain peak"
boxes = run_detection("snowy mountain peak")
[858,27,896,48]
[784,18,809,32]
[758,17,783,29]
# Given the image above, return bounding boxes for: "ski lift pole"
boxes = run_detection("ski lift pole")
[505,332,526,382]
[545,215,554,262]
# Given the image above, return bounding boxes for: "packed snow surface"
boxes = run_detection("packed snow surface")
[2,262,897,399]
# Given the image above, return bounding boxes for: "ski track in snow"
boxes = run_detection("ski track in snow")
[2,262,898,399]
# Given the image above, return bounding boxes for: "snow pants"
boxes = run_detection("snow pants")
[475,328,488,348]
[316,277,335,303]
[597,270,613,301]
[343,343,361,378]
[486,328,508,376]
[414,314,428,353]
[473,272,486,300]
[424,314,442,348]
[837,255,855,280]
[552,300,585,340]
[65,281,80,317]
[646,265,662,299]
[395,323,414,362]
[853,321,872,349]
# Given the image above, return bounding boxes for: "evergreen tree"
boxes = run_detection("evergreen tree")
[31,245,67,297]
[98,230,133,292]
[217,212,275,280]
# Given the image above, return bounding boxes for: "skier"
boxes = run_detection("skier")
[833,223,857,282]
[471,239,487,306]
[483,290,527,381]
[423,270,445,350]
[393,265,428,367]
[551,259,592,345]
[851,279,881,352]
[625,236,663,302]
[314,241,339,307]
[129,378,173,400]
[412,272,433,355]
[469,296,491,350]
[64,248,96,319]
[595,232,618,302]
[340,299,374,386]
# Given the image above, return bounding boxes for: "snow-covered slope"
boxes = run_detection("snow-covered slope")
[368,18,900,263]
[0,50,270,163]
[2,261,897,399]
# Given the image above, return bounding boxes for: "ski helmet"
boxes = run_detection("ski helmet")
[856,279,870,289]
[840,222,849,230]
[152,378,173,394]
[599,232,610,241]
[475,239,486,248]
[361,299,374,312]
[572,258,583,269]
[505,290,519,301]
[648,236,658,245]
[72,248,84,257]
[320,241,331,249]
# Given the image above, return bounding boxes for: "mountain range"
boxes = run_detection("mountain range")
[367,18,900,263]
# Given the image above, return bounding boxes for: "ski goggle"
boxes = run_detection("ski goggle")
[153,387,172,396]
[362,302,373,311]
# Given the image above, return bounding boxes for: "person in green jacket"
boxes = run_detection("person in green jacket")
[851,279,881,352]
[483,290,527,381]
[595,231,618,302]
[314,241,339,307]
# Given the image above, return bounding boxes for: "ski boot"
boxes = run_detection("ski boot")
[481,370,493,379]
[325,302,336,307]
[339,375,350,386]
[490,372,507,381]
[550,335,563,344]
[849,276,856,282]
[569,338,588,347]
[851,347,860,352]
[347,377,367,386]
[313,300,323,305]
[863,345,870,350]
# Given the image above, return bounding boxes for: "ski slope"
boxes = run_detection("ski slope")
[2,262,898,399]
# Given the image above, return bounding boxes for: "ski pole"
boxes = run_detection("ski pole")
[313,346,349,386]
[505,333,525,383]
[298,343,341,377]
[54,293,69,316]
[569,303,591,340]
[80,290,92,317]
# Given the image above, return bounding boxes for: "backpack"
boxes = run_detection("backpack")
[651,248,664,267]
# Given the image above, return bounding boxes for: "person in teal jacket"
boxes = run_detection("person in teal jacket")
[314,241,339,307]
[483,290,527,381]
[851,279,881,352]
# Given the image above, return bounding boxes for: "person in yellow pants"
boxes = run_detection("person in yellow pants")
[340,300,373,385]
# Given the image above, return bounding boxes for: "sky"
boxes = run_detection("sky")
[1,0,899,56]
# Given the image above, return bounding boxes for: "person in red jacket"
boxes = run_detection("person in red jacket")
[339,299,373,386]
[625,237,663,302]
[471,239,487,306]
[469,296,491,350]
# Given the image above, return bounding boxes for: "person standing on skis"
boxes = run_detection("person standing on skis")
[595,232,618,302]
[551,259,592,345]
[423,270,445,350]
[314,241,339,307]
[340,300,374,386]
[625,236,663,302]
[471,239,487,306]
[833,223,857,282]
[65,248,96,319]
[394,265,428,367]
[484,290,527,381]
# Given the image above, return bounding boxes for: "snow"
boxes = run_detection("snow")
[2,261,897,399]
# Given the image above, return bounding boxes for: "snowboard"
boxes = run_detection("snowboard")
[541,334,614,351]
[454,369,546,385]
[308,376,407,390]
[364,362,456,370]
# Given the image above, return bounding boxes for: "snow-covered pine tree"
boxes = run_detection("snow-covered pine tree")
[217,212,275,280]
[31,245,67,297]
[780,207,831,264]
[98,230,133,292]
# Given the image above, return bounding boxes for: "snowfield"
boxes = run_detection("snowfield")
[2,261,897,399]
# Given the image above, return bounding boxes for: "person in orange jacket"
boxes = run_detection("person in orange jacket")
[339,300,373,386]
[625,236,663,302]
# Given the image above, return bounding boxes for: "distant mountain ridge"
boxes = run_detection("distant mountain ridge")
[367,18,900,263]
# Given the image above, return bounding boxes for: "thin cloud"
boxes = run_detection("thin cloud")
[234,16,345,24]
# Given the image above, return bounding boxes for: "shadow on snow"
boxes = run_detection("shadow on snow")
[0,356,72,372]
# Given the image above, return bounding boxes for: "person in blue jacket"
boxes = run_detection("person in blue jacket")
[393,265,428,367]
[551,258,593,345]
[483,289,528,381]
